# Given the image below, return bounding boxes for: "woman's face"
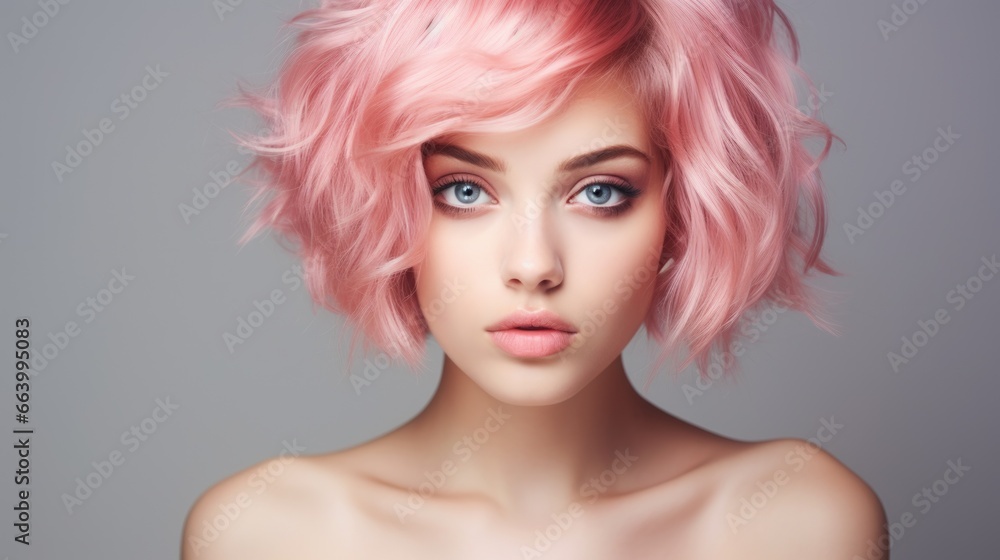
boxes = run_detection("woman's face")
[415,79,668,406]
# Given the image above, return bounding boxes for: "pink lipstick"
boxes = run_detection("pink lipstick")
[485,309,577,358]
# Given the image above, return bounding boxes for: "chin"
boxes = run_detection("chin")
[463,357,604,407]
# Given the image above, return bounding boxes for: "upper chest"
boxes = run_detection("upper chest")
[320,471,732,560]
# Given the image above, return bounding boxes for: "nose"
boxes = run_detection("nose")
[500,210,564,292]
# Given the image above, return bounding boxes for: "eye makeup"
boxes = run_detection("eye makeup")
[429,174,643,218]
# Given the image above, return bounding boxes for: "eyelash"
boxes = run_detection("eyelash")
[430,175,642,218]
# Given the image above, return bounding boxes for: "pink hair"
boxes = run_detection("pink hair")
[223,0,843,385]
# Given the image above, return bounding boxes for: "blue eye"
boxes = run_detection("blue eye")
[583,183,615,204]
[430,175,642,217]
[446,181,488,205]
[430,176,495,215]
[570,178,642,217]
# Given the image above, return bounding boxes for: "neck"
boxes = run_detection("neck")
[398,353,670,521]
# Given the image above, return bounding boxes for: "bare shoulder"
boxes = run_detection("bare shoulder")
[711,438,888,559]
[180,445,356,560]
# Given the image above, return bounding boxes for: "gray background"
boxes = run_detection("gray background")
[2,0,997,558]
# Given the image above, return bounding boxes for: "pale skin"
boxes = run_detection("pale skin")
[182,78,889,559]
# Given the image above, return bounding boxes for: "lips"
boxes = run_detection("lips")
[485,309,577,333]
[485,309,577,358]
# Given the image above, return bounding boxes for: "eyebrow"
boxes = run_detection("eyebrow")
[421,141,651,174]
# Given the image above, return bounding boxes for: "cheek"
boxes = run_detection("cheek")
[574,211,663,287]
[414,229,478,331]
[578,245,659,320]
[567,216,664,331]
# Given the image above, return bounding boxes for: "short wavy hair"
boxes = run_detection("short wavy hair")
[225,0,843,385]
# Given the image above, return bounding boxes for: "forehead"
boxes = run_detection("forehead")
[430,78,651,168]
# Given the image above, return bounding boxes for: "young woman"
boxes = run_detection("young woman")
[183,0,888,558]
